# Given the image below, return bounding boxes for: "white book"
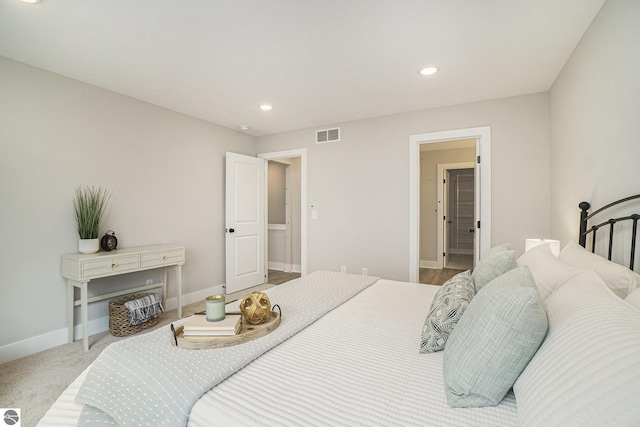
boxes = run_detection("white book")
[183,314,242,336]
[182,329,240,337]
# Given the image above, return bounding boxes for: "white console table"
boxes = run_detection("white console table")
[61,244,185,351]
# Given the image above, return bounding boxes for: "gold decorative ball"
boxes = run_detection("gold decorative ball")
[239,292,271,325]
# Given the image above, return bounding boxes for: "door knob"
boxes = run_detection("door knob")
[228,228,235,233]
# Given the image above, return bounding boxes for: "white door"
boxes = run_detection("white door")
[474,144,481,268]
[443,170,450,268]
[225,152,266,294]
[284,164,293,272]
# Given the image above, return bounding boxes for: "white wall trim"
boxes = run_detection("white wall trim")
[268,261,287,271]
[0,283,225,365]
[420,260,439,269]
[267,262,302,273]
[409,126,492,282]
[258,148,308,275]
[268,223,287,231]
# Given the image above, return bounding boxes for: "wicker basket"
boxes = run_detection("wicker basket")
[109,293,161,337]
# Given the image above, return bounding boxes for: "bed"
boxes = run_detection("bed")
[38,195,640,426]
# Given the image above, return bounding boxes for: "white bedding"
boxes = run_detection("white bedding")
[39,276,517,426]
[190,279,516,426]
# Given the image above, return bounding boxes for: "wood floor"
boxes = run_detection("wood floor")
[268,269,301,285]
[419,254,473,285]
[268,267,463,287]
[419,268,464,286]
[446,254,473,270]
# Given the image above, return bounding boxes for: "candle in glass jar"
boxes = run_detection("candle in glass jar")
[205,295,225,322]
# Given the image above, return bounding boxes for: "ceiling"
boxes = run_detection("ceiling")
[0,0,605,136]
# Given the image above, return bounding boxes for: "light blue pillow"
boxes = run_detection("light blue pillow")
[484,243,512,257]
[443,266,548,408]
[471,248,517,292]
[420,270,474,353]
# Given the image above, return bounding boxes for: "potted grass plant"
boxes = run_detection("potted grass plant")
[73,185,111,254]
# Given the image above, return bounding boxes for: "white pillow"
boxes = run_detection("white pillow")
[513,270,640,426]
[558,240,640,298]
[625,287,640,310]
[517,243,582,300]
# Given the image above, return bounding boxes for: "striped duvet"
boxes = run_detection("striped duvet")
[39,273,518,426]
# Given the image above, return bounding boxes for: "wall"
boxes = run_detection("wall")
[268,162,287,224]
[267,161,287,268]
[549,0,640,255]
[257,93,551,280]
[0,56,256,360]
[284,157,302,270]
[420,147,475,263]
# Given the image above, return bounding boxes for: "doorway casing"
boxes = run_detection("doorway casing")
[259,148,308,276]
[409,126,491,283]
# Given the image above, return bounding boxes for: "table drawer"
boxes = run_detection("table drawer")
[141,249,185,268]
[81,255,140,279]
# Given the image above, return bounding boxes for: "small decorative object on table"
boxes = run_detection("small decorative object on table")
[171,306,281,349]
[72,185,111,254]
[205,295,225,322]
[100,230,118,251]
[240,291,271,324]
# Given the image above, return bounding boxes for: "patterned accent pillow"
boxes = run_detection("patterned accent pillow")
[420,270,475,353]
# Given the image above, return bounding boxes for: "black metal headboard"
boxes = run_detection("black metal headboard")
[579,194,640,270]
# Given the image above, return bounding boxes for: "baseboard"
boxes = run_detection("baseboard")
[268,262,301,273]
[0,283,225,365]
[420,260,439,269]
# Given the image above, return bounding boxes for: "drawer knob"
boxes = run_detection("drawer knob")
[111,263,117,268]
[162,255,167,260]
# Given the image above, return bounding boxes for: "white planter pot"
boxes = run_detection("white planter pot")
[79,238,99,254]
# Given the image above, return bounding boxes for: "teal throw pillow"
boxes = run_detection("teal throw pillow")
[484,243,512,257]
[471,248,517,292]
[443,266,548,408]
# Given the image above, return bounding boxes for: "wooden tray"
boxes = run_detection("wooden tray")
[171,309,280,350]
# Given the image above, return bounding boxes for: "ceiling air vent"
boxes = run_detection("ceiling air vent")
[316,127,340,144]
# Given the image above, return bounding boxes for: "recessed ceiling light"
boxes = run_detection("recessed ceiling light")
[239,125,250,131]
[20,0,42,3]
[419,66,439,76]
[259,104,273,111]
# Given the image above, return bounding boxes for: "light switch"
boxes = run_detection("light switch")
[312,210,318,220]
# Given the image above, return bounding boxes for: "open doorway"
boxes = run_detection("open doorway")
[267,159,301,284]
[419,143,475,284]
[259,148,308,285]
[442,167,475,270]
[409,126,492,284]
[225,149,307,294]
